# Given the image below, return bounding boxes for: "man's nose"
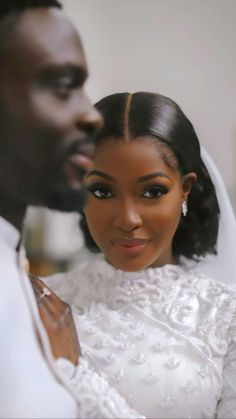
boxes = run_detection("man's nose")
[114,200,143,232]
[75,93,103,134]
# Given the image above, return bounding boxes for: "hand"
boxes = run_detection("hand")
[29,274,81,366]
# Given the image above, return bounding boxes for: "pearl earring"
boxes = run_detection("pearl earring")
[182,200,188,217]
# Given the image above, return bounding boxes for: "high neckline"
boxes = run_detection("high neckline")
[100,252,189,275]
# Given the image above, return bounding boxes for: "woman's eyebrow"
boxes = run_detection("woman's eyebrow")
[137,172,171,182]
[86,170,116,182]
[86,170,171,182]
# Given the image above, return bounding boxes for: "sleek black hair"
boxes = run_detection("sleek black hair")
[80,92,220,261]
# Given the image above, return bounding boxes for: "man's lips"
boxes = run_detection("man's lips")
[64,153,93,187]
[68,139,94,160]
[69,153,93,171]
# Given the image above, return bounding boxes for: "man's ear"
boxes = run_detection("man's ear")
[182,172,197,200]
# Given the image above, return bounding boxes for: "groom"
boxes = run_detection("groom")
[0,1,102,417]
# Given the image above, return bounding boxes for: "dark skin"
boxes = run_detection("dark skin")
[85,138,196,271]
[0,8,102,230]
[29,274,81,365]
[0,8,102,365]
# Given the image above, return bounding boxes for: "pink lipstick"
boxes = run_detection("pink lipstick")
[112,238,149,255]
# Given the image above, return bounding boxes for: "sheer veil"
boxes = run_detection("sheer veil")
[196,148,236,285]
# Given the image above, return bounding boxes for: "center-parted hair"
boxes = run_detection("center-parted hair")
[80,92,220,261]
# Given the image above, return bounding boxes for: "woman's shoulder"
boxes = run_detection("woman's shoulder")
[181,258,236,338]
[181,257,236,300]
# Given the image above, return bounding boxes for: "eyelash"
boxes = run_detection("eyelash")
[88,184,114,199]
[53,77,77,96]
[41,74,79,100]
[87,184,169,200]
[142,185,169,198]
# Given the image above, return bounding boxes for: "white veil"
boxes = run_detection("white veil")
[196,148,236,285]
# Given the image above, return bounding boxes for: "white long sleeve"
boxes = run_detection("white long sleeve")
[0,217,77,418]
[216,313,236,418]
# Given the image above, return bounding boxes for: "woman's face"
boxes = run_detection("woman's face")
[84,138,195,271]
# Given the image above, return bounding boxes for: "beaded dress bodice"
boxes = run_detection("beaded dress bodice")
[45,251,236,418]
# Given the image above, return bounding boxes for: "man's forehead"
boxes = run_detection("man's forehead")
[1,7,87,71]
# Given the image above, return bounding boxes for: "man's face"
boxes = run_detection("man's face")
[0,8,101,211]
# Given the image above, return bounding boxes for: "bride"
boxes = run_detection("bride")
[44,92,236,418]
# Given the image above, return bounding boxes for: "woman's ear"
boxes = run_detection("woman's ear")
[182,172,197,200]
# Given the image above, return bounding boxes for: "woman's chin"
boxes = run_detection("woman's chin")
[106,256,154,272]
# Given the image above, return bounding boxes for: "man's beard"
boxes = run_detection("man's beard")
[44,183,87,213]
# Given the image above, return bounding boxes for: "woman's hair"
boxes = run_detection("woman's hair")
[80,92,220,261]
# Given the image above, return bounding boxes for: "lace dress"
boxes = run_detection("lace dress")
[54,357,143,418]
[44,250,236,419]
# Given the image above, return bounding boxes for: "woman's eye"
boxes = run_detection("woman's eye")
[88,186,114,199]
[142,186,168,199]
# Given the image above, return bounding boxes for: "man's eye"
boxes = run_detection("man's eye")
[88,185,114,199]
[142,186,168,199]
[54,77,74,94]
[48,75,80,99]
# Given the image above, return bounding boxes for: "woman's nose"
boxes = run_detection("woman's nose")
[114,201,143,232]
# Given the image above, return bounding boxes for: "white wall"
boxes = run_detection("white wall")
[62,0,236,204]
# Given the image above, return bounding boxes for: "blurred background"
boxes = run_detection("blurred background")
[26,0,236,275]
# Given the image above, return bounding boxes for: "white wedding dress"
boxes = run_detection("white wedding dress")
[45,250,236,419]
[44,149,236,418]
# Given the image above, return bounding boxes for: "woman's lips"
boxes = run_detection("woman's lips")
[112,238,150,254]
